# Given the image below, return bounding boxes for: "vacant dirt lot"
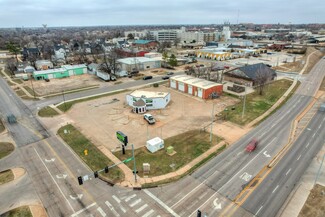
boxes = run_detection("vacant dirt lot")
[67,85,240,150]
[298,184,325,217]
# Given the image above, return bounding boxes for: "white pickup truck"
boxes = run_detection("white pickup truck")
[144,114,155,124]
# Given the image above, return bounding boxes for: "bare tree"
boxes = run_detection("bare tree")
[157,41,172,52]
[99,47,121,78]
[6,58,17,76]
[255,67,273,95]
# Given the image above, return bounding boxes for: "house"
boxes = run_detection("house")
[224,63,277,87]
[170,75,223,99]
[35,60,53,70]
[22,47,41,60]
[32,64,87,80]
[116,48,148,58]
[87,63,100,75]
[118,57,161,72]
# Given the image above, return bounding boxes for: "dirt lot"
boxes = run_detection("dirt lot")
[67,85,240,150]
[298,184,325,217]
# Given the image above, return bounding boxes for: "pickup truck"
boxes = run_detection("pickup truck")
[144,114,155,124]
[246,139,258,152]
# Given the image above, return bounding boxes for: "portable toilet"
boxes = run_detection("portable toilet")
[146,137,164,153]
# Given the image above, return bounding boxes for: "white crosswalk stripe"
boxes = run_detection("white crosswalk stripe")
[105,201,120,217]
[112,195,121,203]
[97,207,106,217]
[125,194,137,202]
[142,209,154,217]
[112,195,126,213]
[135,204,148,213]
[130,198,142,207]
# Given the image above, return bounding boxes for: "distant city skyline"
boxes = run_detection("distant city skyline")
[0,0,324,28]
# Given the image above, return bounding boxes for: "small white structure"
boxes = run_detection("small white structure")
[133,99,147,113]
[146,137,164,153]
[118,57,161,72]
[126,90,170,110]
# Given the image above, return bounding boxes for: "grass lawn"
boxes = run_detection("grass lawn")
[57,89,129,112]
[0,169,14,185]
[0,142,15,159]
[15,89,26,97]
[114,130,223,177]
[0,120,5,133]
[320,76,325,91]
[221,79,293,125]
[38,106,59,117]
[1,206,32,217]
[12,78,23,84]
[23,86,37,97]
[58,124,124,183]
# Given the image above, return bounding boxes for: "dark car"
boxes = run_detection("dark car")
[162,76,170,80]
[166,72,174,76]
[44,78,50,82]
[143,76,153,80]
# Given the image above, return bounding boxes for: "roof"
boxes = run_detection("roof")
[62,64,87,70]
[129,90,169,99]
[133,99,146,107]
[134,40,154,45]
[171,75,222,90]
[226,63,276,80]
[35,60,52,65]
[33,68,66,76]
[118,57,160,65]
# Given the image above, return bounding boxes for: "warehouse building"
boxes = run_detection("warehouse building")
[196,48,233,61]
[118,57,161,72]
[126,90,171,113]
[170,75,223,99]
[33,64,87,80]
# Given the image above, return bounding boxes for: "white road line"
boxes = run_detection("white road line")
[256,205,264,216]
[112,195,121,203]
[97,207,106,217]
[130,198,142,207]
[144,189,180,217]
[136,204,148,213]
[142,209,154,217]
[198,191,209,200]
[34,148,75,213]
[105,201,120,217]
[189,192,217,216]
[71,202,96,217]
[271,124,276,128]
[286,168,292,176]
[297,155,302,161]
[218,137,277,192]
[306,143,310,148]
[125,194,136,202]
[312,133,316,138]
[272,185,279,193]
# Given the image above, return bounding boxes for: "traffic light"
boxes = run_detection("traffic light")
[197,210,201,217]
[78,176,83,185]
[94,171,98,178]
[105,166,109,173]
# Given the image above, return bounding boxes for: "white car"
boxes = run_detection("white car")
[144,114,155,124]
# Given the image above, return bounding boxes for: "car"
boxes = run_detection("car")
[166,72,174,76]
[246,139,258,152]
[44,78,50,82]
[143,76,153,80]
[144,114,155,124]
[162,76,170,80]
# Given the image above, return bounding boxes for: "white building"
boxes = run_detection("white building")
[126,90,171,110]
[118,57,161,72]
[35,60,53,70]
[179,31,204,43]
[222,26,231,41]
[149,29,178,42]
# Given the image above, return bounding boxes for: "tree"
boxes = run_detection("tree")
[99,46,121,79]
[255,67,273,95]
[168,54,177,67]
[6,58,17,76]
[127,33,134,40]
[157,41,171,52]
[6,42,20,62]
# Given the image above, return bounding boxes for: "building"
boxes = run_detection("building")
[222,26,231,41]
[149,29,178,42]
[126,90,171,111]
[169,75,223,99]
[118,57,161,72]
[116,49,148,58]
[132,40,158,49]
[195,48,232,61]
[224,63,277,87]
[32,64,87,80]
[35,60,53,70]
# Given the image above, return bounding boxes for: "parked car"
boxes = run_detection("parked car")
[143,76,153,80]
[246,139,258,152]
[44,78,50,82]
[162,76,170,80]
[144,114,155,124]
[166,72,174,76]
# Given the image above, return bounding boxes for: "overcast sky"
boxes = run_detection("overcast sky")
[0,0,323,27]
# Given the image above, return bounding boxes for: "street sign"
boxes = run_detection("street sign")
[116,131,128,146]
[123,157,133,163]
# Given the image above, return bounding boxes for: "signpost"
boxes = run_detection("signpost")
[116,131,128,155]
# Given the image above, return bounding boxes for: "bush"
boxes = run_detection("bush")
[153,83,159,87]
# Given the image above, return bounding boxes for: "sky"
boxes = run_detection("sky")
[0,0,324,28]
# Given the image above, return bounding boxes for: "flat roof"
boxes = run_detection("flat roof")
[129,90,169,98]
[118,57,161,65]
[33,68,66,76]
[62,64,87,69]
[171,75,222,89]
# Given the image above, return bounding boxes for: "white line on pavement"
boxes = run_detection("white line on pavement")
[144,189,180,217]
[71,202,96,217]
[112,195,121,203]
[105,201,120,217]
[97,207,106,217]
[34,148,76,213]
[297,155,302,161]
[256,205,264,216]
[125,194,136,202]
[142,209,154,217]
[312,133,316,138]
[112,195,126,213]
[272,185,279,193]
[189,192,217,217]
[130,199,142,207]
[286,168,292,176]
[306,143,310,148]
[136,204,148,213]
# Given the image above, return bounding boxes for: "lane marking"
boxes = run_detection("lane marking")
[286,168,292,176]
[105,201,120,217]
[306,143,310,148]
[112,195,126,213]
[143,189,180,217]
[112,195,121,203]
[189,192,217,216]
[34,148,75,213]
[97,207,106,217]
[198,191,209,200]
[213,198,222,209]
[256,205,263,216]
[297,155,302,161]
[71,202,96,217]
[125,194,136,202]
[130,198,142,207]
[142,209,154,217]
[272,185,279,194]
[136,204,148,213]
[312,133,316,138]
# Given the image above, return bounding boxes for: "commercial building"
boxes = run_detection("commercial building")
[132,40,158,49]
[32,64,87,80]
[35,60,53,70]
[126,90,171,112]
[170,75,223,99]
[195,48,233,61]
[149,30,178,42]
[118,57,161,72]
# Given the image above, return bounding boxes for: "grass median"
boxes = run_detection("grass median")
[0,142,14,159]
[221,79,293,125]
[0,120,5,133]
[1,206,32,217]
[38,106,59,117]
[58,124,124,183]
[0,169,14,185]
[114,130,223,178]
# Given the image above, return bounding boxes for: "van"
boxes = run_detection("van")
[143,76,153,80]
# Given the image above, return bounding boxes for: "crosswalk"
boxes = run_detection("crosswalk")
[88,193,161,217]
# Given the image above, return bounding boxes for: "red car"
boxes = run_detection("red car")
[246,139,258,152]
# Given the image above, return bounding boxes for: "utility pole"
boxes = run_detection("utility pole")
[242,86,247,120]
[132,144,137,182]
[210,103,215,143]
